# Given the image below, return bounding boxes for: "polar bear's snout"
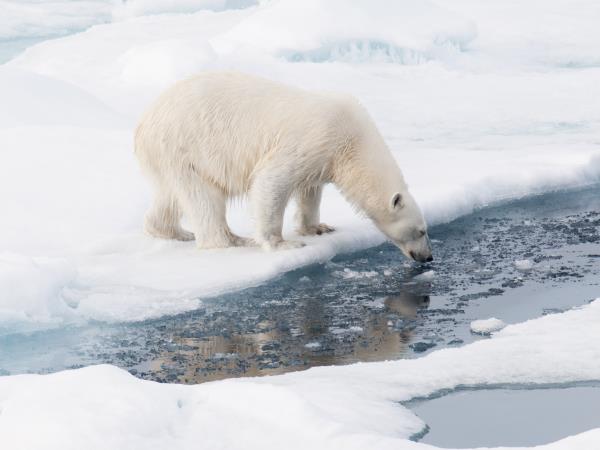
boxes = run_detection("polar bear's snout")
[408,240,433,263]
[401,231,433,263]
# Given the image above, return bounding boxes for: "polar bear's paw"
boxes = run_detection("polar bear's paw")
[175,229,195,241]
[261,239,306,251]
[230,235,256,247]
[297,223,335,236]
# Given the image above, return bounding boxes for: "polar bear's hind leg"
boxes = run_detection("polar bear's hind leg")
[144,189,194,241]
[176,181,252,249]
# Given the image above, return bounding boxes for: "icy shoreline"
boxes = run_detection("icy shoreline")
[1,299,599,450]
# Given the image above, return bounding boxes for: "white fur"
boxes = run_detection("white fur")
[135,71,432,259]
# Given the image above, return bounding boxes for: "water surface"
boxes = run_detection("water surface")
[409,384,600,448]
[1,185,599,382]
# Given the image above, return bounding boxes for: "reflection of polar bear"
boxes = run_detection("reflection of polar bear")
[135,72,432,261]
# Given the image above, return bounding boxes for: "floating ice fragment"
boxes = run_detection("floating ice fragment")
[334,268,378,279]
[298,276,311,282]
[410,341,436,353]
[304,342,321,349]
[413,270,435,281]
[470,317,506,335]
[514,259,534,271]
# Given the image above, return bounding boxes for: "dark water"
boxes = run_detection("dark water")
[0,185,599,382]
[408,384,600,448]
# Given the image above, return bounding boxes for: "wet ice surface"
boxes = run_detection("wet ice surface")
[407,384,600,448]
[1,185,599,382]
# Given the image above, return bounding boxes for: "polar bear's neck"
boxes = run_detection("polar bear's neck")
[332,128,407,221]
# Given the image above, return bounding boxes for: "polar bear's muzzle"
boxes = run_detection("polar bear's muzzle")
[409,249,433,263]
[400,234,433,263]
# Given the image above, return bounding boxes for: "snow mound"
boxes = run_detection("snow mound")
[119,38,217,87]
[470,317,506,335]
[8,9,251,113]
[1,300,599,449]
[217,0,477,63]
[0,67,122,129]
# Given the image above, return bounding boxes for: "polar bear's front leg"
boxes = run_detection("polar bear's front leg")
[294,185,335,236]
[250,167,305,251]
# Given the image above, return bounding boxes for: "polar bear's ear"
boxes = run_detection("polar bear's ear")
[390,192,404,210]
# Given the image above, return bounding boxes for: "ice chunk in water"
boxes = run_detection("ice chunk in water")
[470,317,506,335]
[515,259,534,271]
[414,270,435,281]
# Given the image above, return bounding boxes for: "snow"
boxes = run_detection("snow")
[0,253,78,333]
[470,317,507,335]
[215,0,477,63]
[0,1,258,41]
[112,0,258,21]
[1,0,600,329]
[0,1,113,40]
[1,299,599,449]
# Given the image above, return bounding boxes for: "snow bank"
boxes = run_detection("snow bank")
[1,299,599,449]
[438,0,600,69]
[470,317,506,335]
[216,0,476,63]
[0,254,78,333]
[8,9,251,113]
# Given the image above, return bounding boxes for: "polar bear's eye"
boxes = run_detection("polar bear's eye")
[418,229,426,237]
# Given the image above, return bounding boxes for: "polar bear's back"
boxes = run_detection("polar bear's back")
[135,72,358,195]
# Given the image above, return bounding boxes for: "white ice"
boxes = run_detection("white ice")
[1,0,600,329]
[413,270,436,282]
[470,317,507,335]
[515,259,535,272]
[1,299,599,449]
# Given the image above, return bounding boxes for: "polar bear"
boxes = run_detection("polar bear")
[135,72,433,262]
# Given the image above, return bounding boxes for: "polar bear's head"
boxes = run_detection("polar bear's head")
[376,191,433,263]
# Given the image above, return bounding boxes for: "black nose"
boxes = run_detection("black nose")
[426,255,433,262]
